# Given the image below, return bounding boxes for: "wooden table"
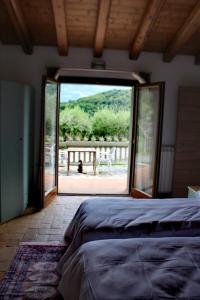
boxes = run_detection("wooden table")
[67,147,96,175]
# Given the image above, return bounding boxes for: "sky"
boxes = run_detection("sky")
[60,83,131,102]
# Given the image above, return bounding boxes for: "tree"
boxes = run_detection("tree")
[115,111,130,138]
[61,89,132,115]
[92,109,116,138]
[92,109,130,139]
[60,107,91,141]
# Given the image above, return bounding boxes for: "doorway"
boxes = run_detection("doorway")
[58,82,133,194]
[41,76,164,206]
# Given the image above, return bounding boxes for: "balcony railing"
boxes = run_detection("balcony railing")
[59,141,129,165]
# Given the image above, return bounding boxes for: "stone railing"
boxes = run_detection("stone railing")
[59,141,129,165]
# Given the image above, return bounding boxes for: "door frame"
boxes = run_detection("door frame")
[57,76,137,195]
[39,76,165,200]
[130,82,165,198]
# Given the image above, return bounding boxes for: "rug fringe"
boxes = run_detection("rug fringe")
[19,241,67,246]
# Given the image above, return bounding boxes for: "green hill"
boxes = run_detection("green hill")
[60,89,132,115]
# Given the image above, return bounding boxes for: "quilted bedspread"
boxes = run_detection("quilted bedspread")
[57,197,200,273]
[58,236,200,300]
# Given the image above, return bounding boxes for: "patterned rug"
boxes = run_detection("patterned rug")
[0,243,67,299]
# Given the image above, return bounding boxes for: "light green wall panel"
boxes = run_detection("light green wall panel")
[0,81,34,222]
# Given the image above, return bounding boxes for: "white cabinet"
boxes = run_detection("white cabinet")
[0,81,34,222]
[188,186,200,199]
[173,87,200,197]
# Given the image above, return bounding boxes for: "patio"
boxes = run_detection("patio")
[57,142,151,194]
[58,165,129,194]
[58,142,130,194]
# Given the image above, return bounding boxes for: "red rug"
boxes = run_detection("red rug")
[0,243,67,299]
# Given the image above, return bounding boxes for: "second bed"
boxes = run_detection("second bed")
[57,197,200,272]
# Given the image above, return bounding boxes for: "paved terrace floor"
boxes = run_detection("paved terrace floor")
[58,165,129,194]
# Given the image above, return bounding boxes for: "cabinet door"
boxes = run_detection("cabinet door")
[21,85,34,209]
[173,87,200,197]
[0,82,24,222]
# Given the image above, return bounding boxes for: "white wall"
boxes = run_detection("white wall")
[1,44,200,188]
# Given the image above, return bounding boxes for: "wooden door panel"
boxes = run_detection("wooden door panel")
[173,87,200,197]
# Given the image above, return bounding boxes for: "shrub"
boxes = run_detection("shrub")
[99,136,105,142]
[105,135,112,142]
[75,135,82,141]
[91,135,96,141]
[83,136,89,141]
[65,134,73,141]
[120,136,128,142]
[113,135,119,142]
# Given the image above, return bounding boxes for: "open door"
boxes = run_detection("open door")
[40,78,59,207]
[131,82,165,198]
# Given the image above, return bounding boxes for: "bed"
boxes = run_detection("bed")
[57,197,200,272]
[58,236,200,300]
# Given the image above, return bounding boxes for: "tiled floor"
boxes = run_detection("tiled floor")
[58,165,129,194]
[58,173,128,194]
[0,195,89,282]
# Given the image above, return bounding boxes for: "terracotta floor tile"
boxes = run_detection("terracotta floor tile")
[48,235,64,242]
[6,226,28,234]
[0,233,23,241]
[0,260,13,272]
[3,240,20,247]
[22,229,38,242]
[0,272,5,282]
[39,223,52,229]
[0,196,95,282]
[36,234,49,242]
[0,247,17,261]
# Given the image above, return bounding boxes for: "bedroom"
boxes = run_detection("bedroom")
[1,0,200,299]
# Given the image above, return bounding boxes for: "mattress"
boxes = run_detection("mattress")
[57,197,200,272]
[58,236,200,300]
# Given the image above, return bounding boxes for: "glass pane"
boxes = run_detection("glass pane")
[44,82,57,194]
[133,86,159,196]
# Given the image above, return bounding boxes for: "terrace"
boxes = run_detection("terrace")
[58,141,130,194]
[56,140,150,194]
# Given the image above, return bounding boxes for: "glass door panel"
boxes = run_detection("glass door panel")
[44,80,58,197]
[132,83,164,198]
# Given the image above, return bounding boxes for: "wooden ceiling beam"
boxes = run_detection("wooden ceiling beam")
[164,1,200,62]
[51,0,68,56]
[130,0,164,60]
[94,0,111,57]
[2,0,33,54]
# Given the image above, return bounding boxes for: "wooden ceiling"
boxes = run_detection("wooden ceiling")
[1,0,200,63]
